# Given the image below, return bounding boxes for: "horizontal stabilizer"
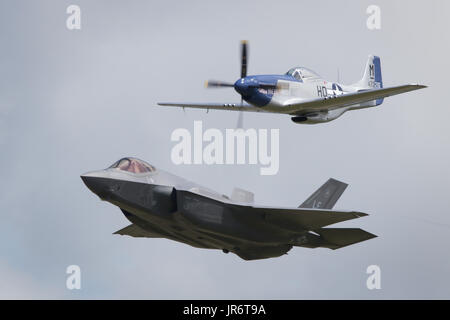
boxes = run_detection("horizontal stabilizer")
[114,224,161,238]
[299,178,348,209]
[316,228,377,249]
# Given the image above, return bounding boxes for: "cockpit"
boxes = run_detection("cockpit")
[285,67,321,81]
[109,157,156,174]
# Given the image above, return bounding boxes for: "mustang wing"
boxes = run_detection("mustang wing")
[286,84,427,115]
[158,84,425,115]
[157,102,268,113]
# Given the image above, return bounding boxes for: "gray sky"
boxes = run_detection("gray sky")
[0,0,449,299]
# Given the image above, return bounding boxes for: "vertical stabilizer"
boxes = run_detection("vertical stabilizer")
[353,55,383,105]
[299,178,348,209]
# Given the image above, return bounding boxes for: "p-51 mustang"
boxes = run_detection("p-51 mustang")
[81,157,376,260]
[158,41,426,124]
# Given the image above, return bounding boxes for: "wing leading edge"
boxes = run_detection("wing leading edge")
[157,102,267,113]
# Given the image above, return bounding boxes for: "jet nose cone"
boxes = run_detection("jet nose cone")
[81,171,114,200]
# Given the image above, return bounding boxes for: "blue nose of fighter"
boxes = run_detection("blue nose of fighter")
[234,78,252,97]
[233,76,276,107]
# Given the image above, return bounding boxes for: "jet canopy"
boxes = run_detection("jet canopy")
[286,67,321,81]
[109,157,156,174]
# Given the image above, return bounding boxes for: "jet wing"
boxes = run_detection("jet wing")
[255,207,368,231]
[157,102,269,113]
[286,84,427,115]
[176,189,368,232]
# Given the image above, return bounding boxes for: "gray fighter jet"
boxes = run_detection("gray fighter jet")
[81,157,376,260]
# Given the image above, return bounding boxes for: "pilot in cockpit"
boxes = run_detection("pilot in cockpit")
[110,158,155,174]
[286,67,321,81]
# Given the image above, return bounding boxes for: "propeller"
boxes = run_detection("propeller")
[205,40,249,129]
[241,40,248,79]
[205,80,234,88]
[237,40,247,128]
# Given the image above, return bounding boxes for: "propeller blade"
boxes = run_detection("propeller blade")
[236,97,244,129]
[205,80,234,88]
[237,111,244,129]
[241,40,248,79]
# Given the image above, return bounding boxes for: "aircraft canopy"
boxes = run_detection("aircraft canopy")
[286,67,321,81]
[109,157,155,174]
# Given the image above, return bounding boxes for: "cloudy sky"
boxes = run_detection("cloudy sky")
[0,0,449,299]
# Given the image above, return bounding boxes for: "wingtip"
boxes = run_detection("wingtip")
[411,83,428,89]
[352,211,369,217]
[328,177,348,186]
[364,231,378,241]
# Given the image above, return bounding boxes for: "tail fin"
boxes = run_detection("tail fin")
[354,55,383,105]
[358,55,383,89]
[299,178,348,209]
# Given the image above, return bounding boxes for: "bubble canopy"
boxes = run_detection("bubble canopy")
[109,157,156,174]
[285,67,321,81]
